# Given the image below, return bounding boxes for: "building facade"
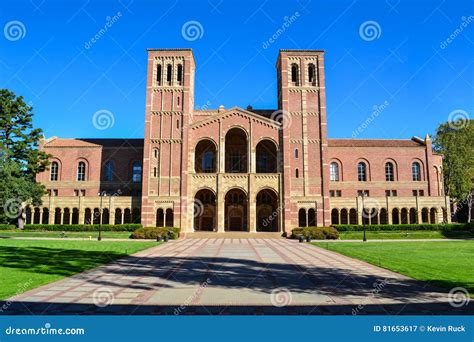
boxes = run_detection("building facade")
[30,49,450,232]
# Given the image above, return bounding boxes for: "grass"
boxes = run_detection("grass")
[338,230,473,240]
[0,230,132,239]
[313,241,474,295]
[0,239,157,299]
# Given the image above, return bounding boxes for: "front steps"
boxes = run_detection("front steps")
[182,232,284,239]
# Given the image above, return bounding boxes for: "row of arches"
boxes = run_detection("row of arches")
[192,188,279,232]
[25,207,141,225]
[329,160,424,182]
[330,207,444,225]
[290,62,317,87]
[156,63,183,86]
[194,128,278,174]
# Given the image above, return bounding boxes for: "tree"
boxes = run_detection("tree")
[0,89,50,227]
[433,119,474,223]
[0,159,45,225]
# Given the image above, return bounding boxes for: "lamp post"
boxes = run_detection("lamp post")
[360,192,367,242]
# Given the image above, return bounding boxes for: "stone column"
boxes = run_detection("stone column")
[217,183,225,232]
[249,175,256,232]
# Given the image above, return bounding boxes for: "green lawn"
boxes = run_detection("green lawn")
[339,230,473,240]
[0,230,132,239]
[313,241,474,295]
[0,239,157,299]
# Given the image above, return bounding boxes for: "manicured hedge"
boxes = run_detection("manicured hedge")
[0,224,16,230]
[23,224,141,232]
[291,227,339,240]
[332,223,473,232]
[129,227,180,240]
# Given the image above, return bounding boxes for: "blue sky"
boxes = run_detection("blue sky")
[1,0,473,140]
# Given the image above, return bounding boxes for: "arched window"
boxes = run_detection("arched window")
[156,64,162,86]
[295,168,299,178]
[104,161,113,181]
[295,149,299,158]
[50,161,59,181]
[357,162,367,182]
[166,64,172,85]
[291,63,299,86]
[385,162,394,181]
[77,162,86,181]
[132,161,142,182]
[308,63,316,86]
[330,162,339,182]
[177,64,183,85]
[412,162,421,181]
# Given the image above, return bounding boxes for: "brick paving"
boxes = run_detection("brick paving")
[2,239,471,315]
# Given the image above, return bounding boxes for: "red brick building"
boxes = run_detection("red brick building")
[30,49,450,232]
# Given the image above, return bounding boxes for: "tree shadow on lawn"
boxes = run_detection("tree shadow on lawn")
[0,246,127,276]
[1,246,471,310]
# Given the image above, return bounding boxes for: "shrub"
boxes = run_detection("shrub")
[332,223,473,232]
[129,227,180,240]
[23,224,141,232]
[291,227,339,240]
[0,224,16,230]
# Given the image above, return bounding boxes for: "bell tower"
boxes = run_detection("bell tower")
[277,49,331,228]
[141,49,195,227]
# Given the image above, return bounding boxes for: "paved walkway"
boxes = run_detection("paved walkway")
[3,239,471,315]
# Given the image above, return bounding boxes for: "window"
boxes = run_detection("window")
[132,162,142,182]
[330,162,339,181]
[229,151,242,172]
[336,190,342,197]
[412,162,421,181]
[156,64,162,86]
[295,168,299,178]
[81,190,86,196]
[357,190,369,196]
[50,162,59,181]
[330,190,342,197]
[77,162,86,181]
[177,96,180,107]
[203,151,215,173]
[177,64,183,85]
[357,162,367,181]
[104,161,113,181]
[52,189,58,196]
[154,149,159,158]
[386,190,397,197]
[308,63,316,85]
[166,64,172,85]
[295,149,299,158]
[177,119,180,129]
[413,189,425,197]
[291,63,299,86]
[153,167,157,177]
[385,162,394,181]
[74,190,79,196]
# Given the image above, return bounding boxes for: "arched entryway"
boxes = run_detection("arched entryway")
[225,128,248,173]
[195,139,217,173]
[194,189,217,231]
[256,140,277,173]
[225,188,248,231]
[256,189,279,232]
